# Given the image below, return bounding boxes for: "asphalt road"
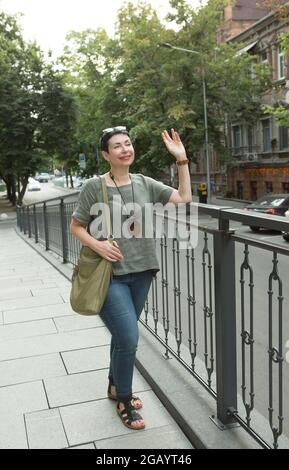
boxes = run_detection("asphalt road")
[23,180,79,206]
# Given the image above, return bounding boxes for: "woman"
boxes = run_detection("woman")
[70,127,192,430]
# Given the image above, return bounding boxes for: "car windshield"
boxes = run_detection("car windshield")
[257,197,286,207]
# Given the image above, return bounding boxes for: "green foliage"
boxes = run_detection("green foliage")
[0,12,78,203]
[1,0,273,193]
[263,104,289,127]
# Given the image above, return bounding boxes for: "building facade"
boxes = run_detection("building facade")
[222,1,289,200]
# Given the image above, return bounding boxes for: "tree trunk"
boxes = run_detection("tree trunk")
[7,174,16,205]
[17,177,21,196]
[17,176,29,206]
[0,172,8,197]
[69,172,74,189]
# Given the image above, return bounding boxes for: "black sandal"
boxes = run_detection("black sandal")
[107,383,143,409]
[117,400,145,430]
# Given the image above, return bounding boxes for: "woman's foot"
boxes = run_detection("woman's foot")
[108,383,143,410]
[117,401,145,430]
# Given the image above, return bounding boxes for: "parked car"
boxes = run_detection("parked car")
[53,175,84,188]
[282,209,289,241]
[36,172,50,183]
[27,178,41,191]
[244,193,289,232]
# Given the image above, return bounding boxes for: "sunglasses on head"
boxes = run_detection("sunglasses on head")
[102,126,127,135]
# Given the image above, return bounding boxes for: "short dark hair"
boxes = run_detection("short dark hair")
[100,127,130,152]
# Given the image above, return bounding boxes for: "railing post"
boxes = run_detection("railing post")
[213,216,237,425]
[33,204,38,243]
[60,198,68,263]
[43,203,49,251]
[27,206,32,238]
[22,206,27,235]
[17,206,22,231]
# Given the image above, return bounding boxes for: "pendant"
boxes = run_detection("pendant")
[129,220,141,237]
[125,213,141,237]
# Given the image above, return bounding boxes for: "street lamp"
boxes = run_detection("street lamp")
[159,42,211,203]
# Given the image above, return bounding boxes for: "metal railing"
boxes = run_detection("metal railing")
[17,196,289,449]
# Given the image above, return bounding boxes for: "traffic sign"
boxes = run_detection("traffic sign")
[79,153,86,169]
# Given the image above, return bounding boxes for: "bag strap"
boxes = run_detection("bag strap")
[100,175,113,242]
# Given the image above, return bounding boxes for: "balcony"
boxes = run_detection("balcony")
[231,146,261,161]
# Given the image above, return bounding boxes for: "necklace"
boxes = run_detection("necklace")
[109,171,138,236]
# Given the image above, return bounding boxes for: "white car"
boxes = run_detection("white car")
[27,178,41,191]
[36,172,50,182]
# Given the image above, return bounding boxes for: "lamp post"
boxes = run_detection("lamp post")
[160,43,211,203]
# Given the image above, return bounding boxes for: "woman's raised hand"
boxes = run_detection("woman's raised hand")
[162,129,187,162]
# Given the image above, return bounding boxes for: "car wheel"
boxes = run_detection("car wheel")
[282,232,289,242]
[250,226,260,232]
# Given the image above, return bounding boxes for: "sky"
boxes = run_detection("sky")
[0,0,205,57]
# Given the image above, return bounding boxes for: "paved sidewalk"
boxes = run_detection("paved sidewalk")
[0,221,193,449]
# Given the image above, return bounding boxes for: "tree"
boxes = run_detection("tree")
[58,0,272,180]
[0,12,78,204]
[59,28,116,177]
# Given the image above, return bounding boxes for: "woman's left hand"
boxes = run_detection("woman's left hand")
[162,129,187,162]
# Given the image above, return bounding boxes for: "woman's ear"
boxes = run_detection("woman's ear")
[101,151,110,163]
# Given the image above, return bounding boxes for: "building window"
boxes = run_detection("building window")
[247,125,255,152]
[279,126,289,150]
[261,51,268,64]
[262,119,271,152]
[282,182,289,193]
[250,181,258,201]
[278,46,285,80]
[232,125,241,155]
[265,181,273,193]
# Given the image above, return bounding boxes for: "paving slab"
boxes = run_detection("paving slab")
[0,381,48,449]
[95,424,193,449]
[0,318,57,340]
[0,353,66,387]
[25,408,68,449]
[0,413,28,449]
[60,390,176,448]
[0,292,65,312]
[69,443,96,449]
[0,279,30,288]
[61,345,111,374]
[0,327,110,361]
[54,314,103,332]
[0,287,33,301]
[44,367,150,408]
[3,302,75,324]
[30,287,71,298]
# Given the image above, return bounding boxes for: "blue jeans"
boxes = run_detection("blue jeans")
[100,270,153,402]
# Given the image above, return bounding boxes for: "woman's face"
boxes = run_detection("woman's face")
[103,133,135,168]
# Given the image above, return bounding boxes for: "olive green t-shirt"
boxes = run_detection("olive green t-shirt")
[72,174,174,275]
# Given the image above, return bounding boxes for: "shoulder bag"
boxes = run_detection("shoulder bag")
[70,175,113,315]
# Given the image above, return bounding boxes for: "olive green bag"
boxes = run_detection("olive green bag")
[70,176,113,315]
